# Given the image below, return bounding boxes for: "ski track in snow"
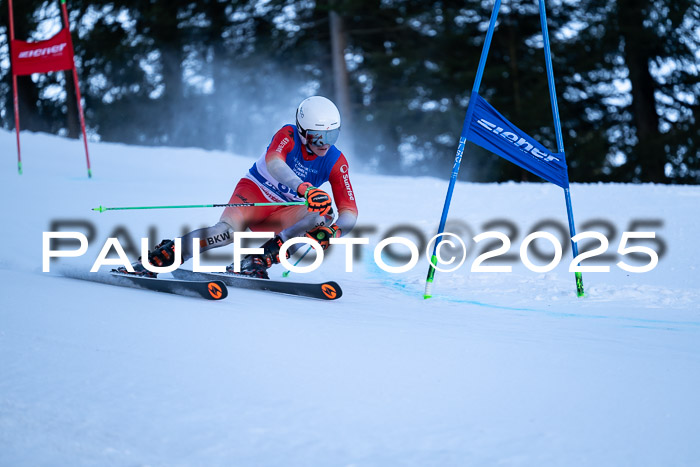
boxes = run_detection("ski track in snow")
[1,130,699,466]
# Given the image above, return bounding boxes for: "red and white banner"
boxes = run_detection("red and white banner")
[11,28,74,76]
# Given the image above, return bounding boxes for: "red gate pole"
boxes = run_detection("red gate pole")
[59,0,92,178]
[7,0,22,175]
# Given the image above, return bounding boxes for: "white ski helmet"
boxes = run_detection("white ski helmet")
[296,96,341,147]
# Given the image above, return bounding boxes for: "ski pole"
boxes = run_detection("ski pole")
[282,245,314,278]
[92,201,306,213]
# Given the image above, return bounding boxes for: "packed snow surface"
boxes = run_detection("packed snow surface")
[1,130,699,466]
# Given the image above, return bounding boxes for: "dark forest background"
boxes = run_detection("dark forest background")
[0,0,698,183]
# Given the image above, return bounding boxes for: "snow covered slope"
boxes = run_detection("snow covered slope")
[1,130,699,466]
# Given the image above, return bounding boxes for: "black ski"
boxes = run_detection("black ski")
[171,269,342,301]
[58,270,228,301]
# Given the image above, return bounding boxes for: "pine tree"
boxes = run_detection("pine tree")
[559,0,699,183]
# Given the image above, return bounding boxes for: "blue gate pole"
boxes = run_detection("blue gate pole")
[424,0,502,299]
[539,0,584,297]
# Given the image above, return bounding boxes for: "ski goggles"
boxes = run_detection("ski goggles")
[305,128,340,147]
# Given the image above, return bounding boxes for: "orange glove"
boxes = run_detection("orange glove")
[305,224,341,250]
[298,182,332,216]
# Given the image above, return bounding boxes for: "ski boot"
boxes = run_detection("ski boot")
[113,239,181,278]
[226,235,288,279]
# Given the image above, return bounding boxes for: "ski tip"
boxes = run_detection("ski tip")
[320,281,342,300]
[206,281,228,300]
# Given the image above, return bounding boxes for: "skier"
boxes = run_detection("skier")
[117,96,358,279]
